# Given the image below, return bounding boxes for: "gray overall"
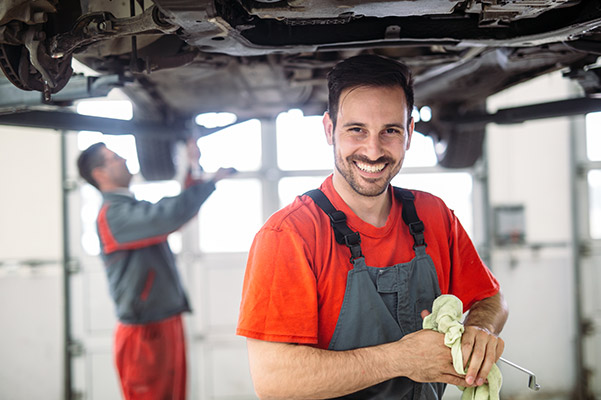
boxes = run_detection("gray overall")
[305,188,444,400]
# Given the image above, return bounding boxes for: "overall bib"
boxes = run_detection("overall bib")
[305,187,444,400]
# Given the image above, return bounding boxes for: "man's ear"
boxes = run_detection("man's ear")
[406,117,415,150]
[91,167,105,189]
[323,112,334,146]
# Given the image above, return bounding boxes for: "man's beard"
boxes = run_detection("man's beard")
[334,151,399,197]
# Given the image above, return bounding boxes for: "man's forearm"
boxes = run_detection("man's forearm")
[247,338,398,399]
[247,330,467,400]
[463,291,508,334]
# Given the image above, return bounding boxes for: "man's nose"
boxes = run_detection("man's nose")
[364,133,384,159]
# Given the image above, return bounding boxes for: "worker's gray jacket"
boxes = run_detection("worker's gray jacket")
[96,181,216,324]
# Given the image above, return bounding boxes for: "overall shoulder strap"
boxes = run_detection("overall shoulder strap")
[393,187,426,248]
[304,189,363,260]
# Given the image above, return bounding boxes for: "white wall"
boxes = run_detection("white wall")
[486,72,579,398]
[0,126,64,400]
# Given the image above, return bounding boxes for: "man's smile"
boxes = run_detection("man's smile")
[355,160,387,174]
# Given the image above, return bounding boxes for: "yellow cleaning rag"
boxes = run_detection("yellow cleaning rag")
[422,294,502,400]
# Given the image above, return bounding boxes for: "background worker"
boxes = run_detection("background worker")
[77,139,235,400]
[236,54,508,399]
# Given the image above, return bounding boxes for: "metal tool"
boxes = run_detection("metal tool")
[499,357,541,391]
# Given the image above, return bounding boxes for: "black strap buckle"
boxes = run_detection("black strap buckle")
[344,232,363,261]
[304,189,364,262]
[344,232,361,247]
[329,210,347,225]
[409,221,424,235]
[409,221,426,247]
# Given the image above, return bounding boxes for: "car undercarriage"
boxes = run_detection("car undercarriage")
[2,0,601,179]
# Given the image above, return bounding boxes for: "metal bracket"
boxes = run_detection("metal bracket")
[48,6,177,59]
[65,259,81,275]
[447,97,601,127]
[67,340,85,358]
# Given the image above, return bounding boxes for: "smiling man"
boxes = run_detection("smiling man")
[237,54,508,400]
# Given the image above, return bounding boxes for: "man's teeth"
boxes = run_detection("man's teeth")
[356,162,385,173]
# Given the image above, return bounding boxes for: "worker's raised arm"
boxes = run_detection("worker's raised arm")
[246,331,469,400]
[461,291,509,387]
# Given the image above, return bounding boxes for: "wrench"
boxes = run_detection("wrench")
[499,357,541,391]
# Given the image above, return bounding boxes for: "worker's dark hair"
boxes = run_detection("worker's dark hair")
[77,142,107,190]
[327,54,414,128]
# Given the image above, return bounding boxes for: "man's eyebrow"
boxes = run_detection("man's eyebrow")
[341,122,406,129]
[384,123,406,131]
[341,121,366,128]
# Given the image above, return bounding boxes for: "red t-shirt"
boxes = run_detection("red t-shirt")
[236,176,499,349]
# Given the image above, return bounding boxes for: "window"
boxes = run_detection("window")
[279,176,329,208]
[79,106,477,254]
[588,170,601,239]
[585,112,601,239]
[196,119,263,252]
[79,184,103,256]
[585,112,601,161]
[199,179,263,252]
[391,172,474,236]
[404,131,438,168]
[197,119,262,172]
[276,109,333,171]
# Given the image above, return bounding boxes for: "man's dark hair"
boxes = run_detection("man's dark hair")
[77,142,107,189]
[327,54,414,128]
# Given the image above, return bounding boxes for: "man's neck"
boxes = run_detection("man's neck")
[100,184,131,195]
[332,174,391,228]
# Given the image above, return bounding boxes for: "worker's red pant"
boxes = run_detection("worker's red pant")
[114,314,186,400]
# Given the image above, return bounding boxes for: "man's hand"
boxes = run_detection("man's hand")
[420,292,507,387]
[461,326,504,386]
[461,292,508,386]
[212,167,237,182]
[186,138,237,183]
[396,329,468,386]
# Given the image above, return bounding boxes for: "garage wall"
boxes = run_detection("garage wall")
[486,72,579,398]
[0,126,64,400]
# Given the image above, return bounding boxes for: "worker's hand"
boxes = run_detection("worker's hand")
[396,329,468,386]
[212,167,237,182]
[461,325,504,387]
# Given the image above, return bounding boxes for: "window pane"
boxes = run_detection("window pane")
[130,181,182,203]
[589,170,601,239]
[278,176,329,209]
[199,179,262,252]
[404,131,437,168]
[80,184,103,256]
[391,173,473,236]
[277,110,333,170]
[76,99,133,121]
[197,119,261,172]
[586,113,601,161]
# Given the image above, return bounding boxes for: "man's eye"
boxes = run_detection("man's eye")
[384,128,400,135]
